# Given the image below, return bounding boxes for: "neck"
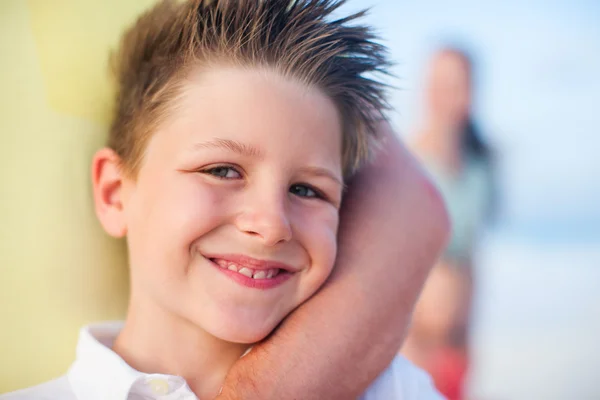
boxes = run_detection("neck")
[113,289,248,399]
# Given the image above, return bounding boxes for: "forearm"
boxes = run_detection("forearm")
[217,123,449,399]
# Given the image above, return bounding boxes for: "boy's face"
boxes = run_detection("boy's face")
[116,67,343,343]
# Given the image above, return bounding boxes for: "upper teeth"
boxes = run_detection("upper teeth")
[214,259,280,279]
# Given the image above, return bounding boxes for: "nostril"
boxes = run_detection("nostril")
[235,210,292,245]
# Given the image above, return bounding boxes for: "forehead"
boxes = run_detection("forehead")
[430,53,470,82]
[147,66,343,169]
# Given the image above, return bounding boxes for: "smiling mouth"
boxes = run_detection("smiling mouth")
[211,258,283,280]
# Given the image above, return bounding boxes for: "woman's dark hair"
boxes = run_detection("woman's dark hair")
[462,117,491,161]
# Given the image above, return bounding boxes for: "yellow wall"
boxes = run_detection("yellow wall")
[0,0,155,392]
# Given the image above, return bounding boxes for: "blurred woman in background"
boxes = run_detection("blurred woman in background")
[402,48,496,400]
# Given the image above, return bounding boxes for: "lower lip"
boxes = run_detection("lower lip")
[209,259,293,290]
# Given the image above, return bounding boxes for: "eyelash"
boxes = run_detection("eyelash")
[202,165,242,179]
[200,165,327,201]
[290,183,325,200]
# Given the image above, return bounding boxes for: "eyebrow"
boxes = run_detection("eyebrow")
[192,138,343,186]
[297,166,344,187]
[192,138,263,158]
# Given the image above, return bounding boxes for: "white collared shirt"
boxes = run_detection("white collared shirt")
[1,322,444,400]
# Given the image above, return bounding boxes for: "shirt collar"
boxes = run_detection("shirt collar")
[67,321,196,400]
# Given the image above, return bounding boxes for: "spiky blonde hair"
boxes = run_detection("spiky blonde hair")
[109,0,390,178]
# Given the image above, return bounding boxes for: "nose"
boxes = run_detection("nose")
[234,189,292,246]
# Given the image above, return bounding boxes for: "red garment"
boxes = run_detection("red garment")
[430,348,469,400]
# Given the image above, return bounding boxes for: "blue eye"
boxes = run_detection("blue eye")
[290,184,319,198]
[204,166,241,179]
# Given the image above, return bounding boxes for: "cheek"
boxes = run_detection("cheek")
[429,86,449,113]
[127,176,233,274]
[290,207,338,307]
[294,206,339,275]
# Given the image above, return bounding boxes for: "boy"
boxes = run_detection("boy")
[3,0,446,398]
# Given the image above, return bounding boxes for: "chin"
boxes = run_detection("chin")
[221,330,270,344]
[201,312,282,344]
[211,323,275,344]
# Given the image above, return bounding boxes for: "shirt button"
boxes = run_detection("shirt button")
[147,377,170,395]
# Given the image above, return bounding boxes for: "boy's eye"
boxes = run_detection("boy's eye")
[203,166,241,179]
[290,184,319,199]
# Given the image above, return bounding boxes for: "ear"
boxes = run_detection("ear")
[91,148,128,238]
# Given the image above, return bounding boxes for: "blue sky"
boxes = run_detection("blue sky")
[337,0,600,237]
